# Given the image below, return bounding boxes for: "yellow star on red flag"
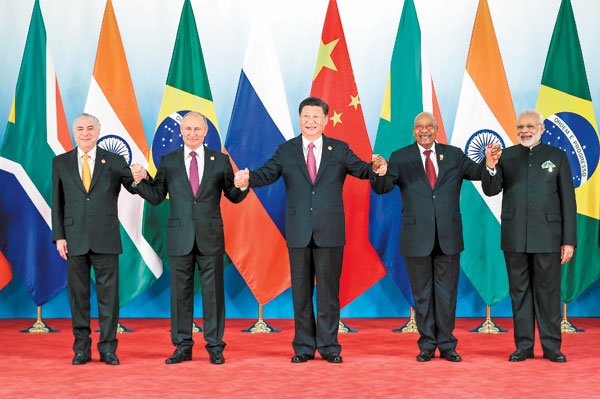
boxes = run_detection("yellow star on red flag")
[313,38,339,81]
[348,94,360,110]
[330,110,342,126]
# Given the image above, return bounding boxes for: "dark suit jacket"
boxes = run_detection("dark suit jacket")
[134,146,247,256]
[372,142,483,257]
[52,147,135,256]
[249,134,384,248]
[481,143,577,253]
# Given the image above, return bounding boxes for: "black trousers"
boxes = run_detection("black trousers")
[67,252,119,355]
[168,243,225,355]
[288,239,344,357]
[504,252,562,354]
[404,240,460,352]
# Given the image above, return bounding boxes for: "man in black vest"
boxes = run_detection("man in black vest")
[235,97,387,363]
[52,113,136,365]
[132,112,247,365]
[371,112,483,362]
[482,109,577,363]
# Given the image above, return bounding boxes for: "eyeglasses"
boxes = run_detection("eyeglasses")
[414,124,435,132]
[516,123,541,131]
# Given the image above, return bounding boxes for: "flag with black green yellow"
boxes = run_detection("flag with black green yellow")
[536,0,600,303]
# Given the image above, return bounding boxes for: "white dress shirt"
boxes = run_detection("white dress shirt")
[302,135,323,173]
[77,146,97,179]
[184,145,205,187]
[416,142,439,176]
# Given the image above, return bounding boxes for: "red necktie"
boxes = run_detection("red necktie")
[189,151,199,196]
[424,149,437,188]
[307,142,316,183]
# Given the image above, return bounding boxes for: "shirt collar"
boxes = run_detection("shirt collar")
[78,146,97,159]
[302,135,323,150]
[185,145,205,159]
[417,142,436,155]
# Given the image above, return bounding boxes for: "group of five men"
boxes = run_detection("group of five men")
[51,97,576,366]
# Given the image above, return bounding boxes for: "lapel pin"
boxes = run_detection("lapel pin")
[328,146,332,151]
[101,159,106,164]
[210,156,215,161]
[439,154,444,161]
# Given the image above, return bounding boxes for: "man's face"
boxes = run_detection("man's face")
[73,116,100,153]
[299,105,328,141]
[180,114,208,150]
[413,114,438,149]
[517,114,543,148]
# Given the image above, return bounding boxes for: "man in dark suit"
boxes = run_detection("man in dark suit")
[235,97,387,364]
[52,113,136,365]
[131,111,247,365]
[371,111,483,362]
[482,109,576,363]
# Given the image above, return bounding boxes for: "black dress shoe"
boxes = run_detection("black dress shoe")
[440,349,462,362]
[323,352,343,363]
[543,351,566,363]
[509,349,534,362]
[416,349,435,362]
[166,349,192,364]
[100,352,120,365]
[72,352,91,365]
[210,352,225,365]
[291,353,314,363]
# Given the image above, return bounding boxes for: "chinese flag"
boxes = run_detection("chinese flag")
[311,0,387,307]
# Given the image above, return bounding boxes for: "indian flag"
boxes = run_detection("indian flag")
[84,0,162,306]
[536,0,600,303]
[450,0,512,307]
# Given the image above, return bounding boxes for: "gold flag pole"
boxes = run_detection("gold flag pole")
[561,302,584,333]
[96,320,134,333]
[242,304,280,333]
[393,306,418,333]
[20,306,58,333]
[338,319,357,333]
[469,305,507,333]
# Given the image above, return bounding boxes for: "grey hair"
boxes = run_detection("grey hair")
[414,111,437,129]
[518,109,544,125]
[182,111,208,127]
[72,113,101,132]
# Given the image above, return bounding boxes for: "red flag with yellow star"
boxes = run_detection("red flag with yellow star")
[311,0,387,307]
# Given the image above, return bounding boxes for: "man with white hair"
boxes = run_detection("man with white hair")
[482,109,577,363]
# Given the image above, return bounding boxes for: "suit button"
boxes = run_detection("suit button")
[528,164,532,167]
[312,191,315,195]
[86,198,90,201]
[193,201,197,204]
[528,202,533,206]
[432,195,436,199]
[310,208,313,211]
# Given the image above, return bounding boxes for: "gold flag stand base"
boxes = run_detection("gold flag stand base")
[96,321,134,333]
[393,307,418,333]
[20,307,58,333]
[469,306,507,333]
[241,304,280,333]
[192,322,203,333]
[338,320,357,333]
[561,303,584,333]
[241,318,281,333]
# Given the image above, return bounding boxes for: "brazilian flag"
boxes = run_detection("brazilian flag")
[536,0,600,303]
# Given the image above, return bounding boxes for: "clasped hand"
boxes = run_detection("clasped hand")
[372,154,387,176]
[485,143,502,169]
[234,168,249,188]
[130,163,148,184]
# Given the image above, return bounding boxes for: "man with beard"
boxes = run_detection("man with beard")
[482,109,577,363]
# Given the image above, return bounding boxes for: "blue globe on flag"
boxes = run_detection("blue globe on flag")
[542,112,600,188]
[152,110,221,168]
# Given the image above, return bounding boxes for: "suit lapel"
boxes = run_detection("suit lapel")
[409,143,431,189]
[293,136,312,184]
[434,142,446,188]
[197,146,214,198]
[176,147,195,198]
[69,149,87,193]
[313,135,332,185]
[88,147,105,193]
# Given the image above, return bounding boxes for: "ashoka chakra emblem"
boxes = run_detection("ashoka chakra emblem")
[465,129,505,163]
[98,135,133,166]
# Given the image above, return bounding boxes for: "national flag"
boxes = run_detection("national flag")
[142,0,224,284]
[311,0,387,307]
[0,251,12,290]
[0,0,71,305]
[450,0,512,307]
[83,0,162,307]
[223,20,292,304]
[369,0,447,307]
[536,0,600,303]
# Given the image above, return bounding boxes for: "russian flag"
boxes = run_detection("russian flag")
[221,21,292,305]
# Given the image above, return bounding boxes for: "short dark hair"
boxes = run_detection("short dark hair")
[299,97,329,116]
